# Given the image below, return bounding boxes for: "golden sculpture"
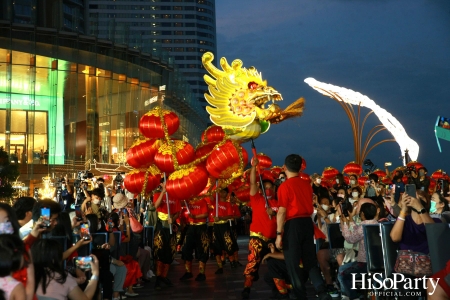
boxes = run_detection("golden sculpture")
[202,52,305,141]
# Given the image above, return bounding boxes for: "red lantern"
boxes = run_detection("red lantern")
[139,108,180,139]
[126,138,161,168]
[261,169,275,183]
[372,169,387,179]
[124,167,161,194]
[381,176,392,185]
[234,185,250,203]
[194,142,218,168]
[299,172,310,182]
[206,140,248,179]
[343,162,362,176]
[251,153,272,169]
[343,176,350,185]
[301,157,307,172]
[429,179,436,194]
[321,180,333,188]
[402,176,408,184]
[228,177,245,192]
[431,169,446,180]
[201,125,225,143]
[407,161,424,172]
[358,176,368,187]
[154,140,195,173]
[322,167,339,181]
[271,166,283,178]
[166,165,209,200]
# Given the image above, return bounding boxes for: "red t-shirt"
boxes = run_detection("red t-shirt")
[277,176,314,221]
[232,203,241,218]
[153,192,181,220]
[177,207,189,224]
[216,200,233,218]
[187,199,208,223]
[249,193,278,239]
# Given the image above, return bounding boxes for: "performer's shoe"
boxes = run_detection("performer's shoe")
[195,273,206,281]
[241,287,251,299]
[230,261,237,268]
[160,277,174,287]
[180,272,193,281]
[214,267,223,274]
[154,278,162,290]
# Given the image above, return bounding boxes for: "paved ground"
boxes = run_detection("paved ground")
[126,236,318,300]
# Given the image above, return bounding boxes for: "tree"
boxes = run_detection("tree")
[0,146,20,203]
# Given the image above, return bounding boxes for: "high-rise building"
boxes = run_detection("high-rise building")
[88,0,217,122]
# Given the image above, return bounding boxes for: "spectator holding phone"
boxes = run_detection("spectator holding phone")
[81,188,104,219]
[32,239,100,300]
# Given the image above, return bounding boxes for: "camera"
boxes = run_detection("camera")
[404,165,416,176]
[274,178,285,187]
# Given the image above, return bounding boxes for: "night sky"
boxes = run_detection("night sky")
[214,0,450,176]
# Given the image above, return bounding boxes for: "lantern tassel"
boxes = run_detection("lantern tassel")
[163,172,172,235]
[250,139,271,220]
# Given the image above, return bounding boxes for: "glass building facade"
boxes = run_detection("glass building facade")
[0,22,207,180]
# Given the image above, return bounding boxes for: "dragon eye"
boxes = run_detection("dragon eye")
[248,81,258,90]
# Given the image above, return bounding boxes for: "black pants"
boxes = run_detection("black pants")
[283,217,326,299]
[153,220,177,264]
[264,258,309,297]
[181,224,209,263]
[212,222,238,256]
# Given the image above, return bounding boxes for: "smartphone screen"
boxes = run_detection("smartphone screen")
[41,207,50,227]
[405,184,417,198]
[73,256,92,269]
[80,223,90,240]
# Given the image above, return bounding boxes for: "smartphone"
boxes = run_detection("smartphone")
[40,207,51,228]
[107,218,114,232]
[74,205,82,221]
[122,208,128,214]
[385,162,392,167]
[80,223,91,240]
[340,203,349,217]
[73,256,92,270]
[405,184,417,198]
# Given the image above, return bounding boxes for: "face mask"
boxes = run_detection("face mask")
[337,193,345,198]
[350,180,356,185]
[321,204,329,211]
[349,198,357,204]
[97,223,102,230]
[0,222,14,234]
[429,201,437,213]
[419,171,425,176]
[264,189,274,199]
[316,178,322,184]
[93,199,100,205]
[352,192,359,198]
[336,179,340,184]
[279,177,286,182]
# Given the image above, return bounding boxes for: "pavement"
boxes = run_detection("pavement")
[124,236,318,300]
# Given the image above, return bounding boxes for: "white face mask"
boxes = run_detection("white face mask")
[93,199,100,205]
[337,193,345,198]
[316,178,322,184]
[352,192,359,198]
[350,180,356,185]
[321,204,329,211]
[336,179,340,184]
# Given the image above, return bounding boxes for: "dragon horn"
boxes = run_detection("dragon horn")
[202,52,225,80]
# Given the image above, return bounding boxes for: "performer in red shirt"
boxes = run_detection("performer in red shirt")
[179,198,209,281]
[212,187,238,274]
[242,156,279,299]
[275,154,331,300]
[153,182,181,290]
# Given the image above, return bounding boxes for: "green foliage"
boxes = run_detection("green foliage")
[0,146,20,201]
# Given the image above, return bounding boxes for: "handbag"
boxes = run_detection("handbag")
[394,250,432,277]
[127,208,144,233]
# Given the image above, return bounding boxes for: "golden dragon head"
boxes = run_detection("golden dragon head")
[202,52,305,140]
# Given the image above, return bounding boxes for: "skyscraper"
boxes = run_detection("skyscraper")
[88,0,217,123]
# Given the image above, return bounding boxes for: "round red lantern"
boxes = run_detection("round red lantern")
[301,157,307,172]
[407,161,424,172]
[154,140,195,173]
[201,125,226,143]
[194,142,218,162]
[431,169,446,180]
[343,162,362,176]
[166,165,209,200]
[321,180,333,189]
[139,108,180,139]
[228,177,245,192]
[261,169,275,183]
[322,167,339,181]
[402,176,408,184]
[251,153,272,169]
[124,167,161,194]
[372,169,387,179]
[299,172,310,182]
[206,140,248,179]
[429,179,436,194]
[381,176,392,185]
[271,166,283,178]
[358,176,368,187]
[126,138,161,168]
[234,185,250,203]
